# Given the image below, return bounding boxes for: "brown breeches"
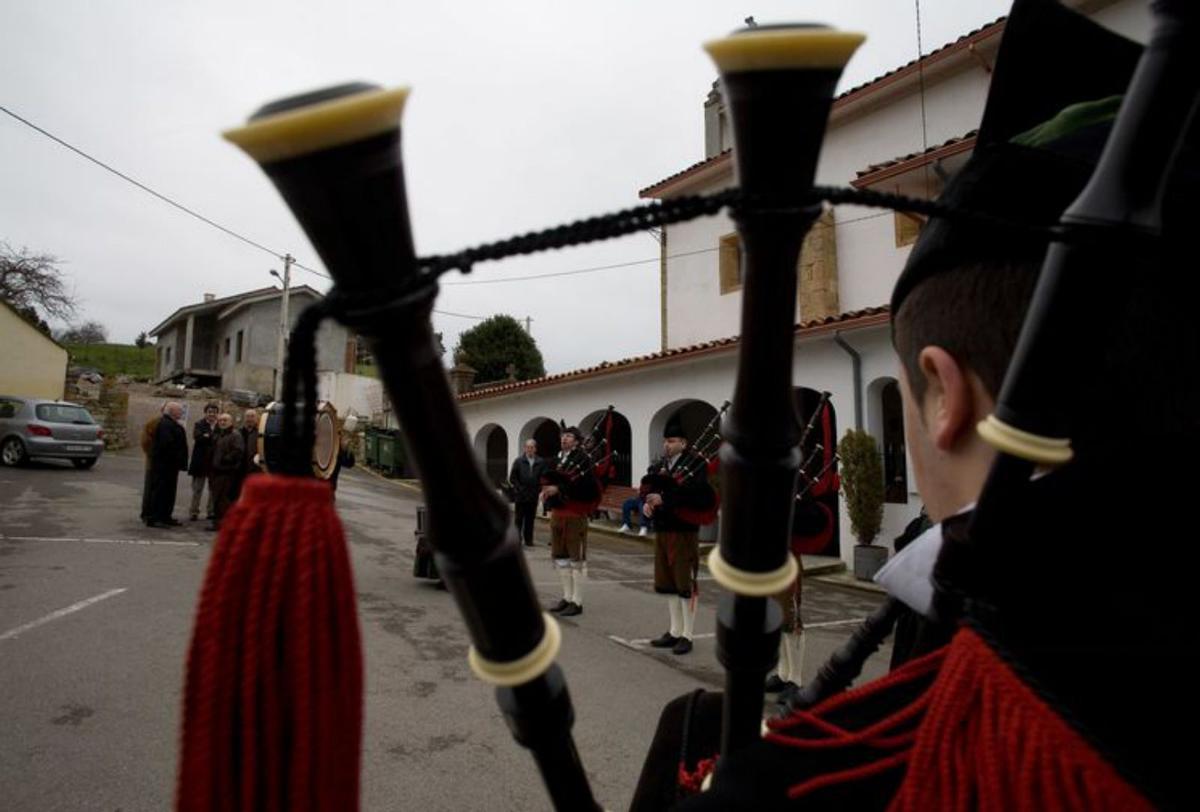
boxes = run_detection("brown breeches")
[654,531,699,598]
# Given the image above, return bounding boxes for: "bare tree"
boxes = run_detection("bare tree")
[0,242,77,323]
[59,320,108,345]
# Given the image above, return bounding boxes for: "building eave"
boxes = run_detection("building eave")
[851,132,977,188]
[458,307,891,404]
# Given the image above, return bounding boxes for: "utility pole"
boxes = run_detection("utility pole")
[524,315,532,334]
[271,253,294,401]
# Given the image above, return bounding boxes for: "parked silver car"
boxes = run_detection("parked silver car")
[0,396,105,468]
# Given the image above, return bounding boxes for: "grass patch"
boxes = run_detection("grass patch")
[67,343,156,379]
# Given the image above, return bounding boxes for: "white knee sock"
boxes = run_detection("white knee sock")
[680,596,696,641]
[557,565,574,603]
[780,631,806,685]
[667,596,683,637]
[571,566,585,607]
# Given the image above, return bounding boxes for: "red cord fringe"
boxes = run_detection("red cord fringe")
[176,474,363,812]
[766,628,1150,809]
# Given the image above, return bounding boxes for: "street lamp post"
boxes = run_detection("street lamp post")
[270,253,294,401]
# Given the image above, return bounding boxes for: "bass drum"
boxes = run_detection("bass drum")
[257,400,340,480]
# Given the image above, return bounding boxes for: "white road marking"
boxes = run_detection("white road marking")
[1,534,200,548]
[805,618,868,629]
[0,588,128,642]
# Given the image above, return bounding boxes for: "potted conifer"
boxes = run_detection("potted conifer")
[839,429,887,580]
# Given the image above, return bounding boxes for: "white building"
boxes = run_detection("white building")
[456,0,1150,568]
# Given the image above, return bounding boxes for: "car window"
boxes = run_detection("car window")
[35,404,95,424]
[0,399,20,419]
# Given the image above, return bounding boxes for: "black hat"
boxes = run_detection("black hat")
[663,416,687,441]
[562,425,584,443]
[890,0,1141,316]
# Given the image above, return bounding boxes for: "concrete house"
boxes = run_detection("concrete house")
[148,286,354,395]
[454,0,1150,570]
[0,299,68,400]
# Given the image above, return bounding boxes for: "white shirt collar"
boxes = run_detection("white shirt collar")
[872,503,974,619]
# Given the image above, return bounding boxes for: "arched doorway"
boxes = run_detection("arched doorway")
[579,408,632,486]
[519,416,560,462]
[473,424,508,488]
[647,399,721,466]
[793,387,840,557]
[867,377,908,504]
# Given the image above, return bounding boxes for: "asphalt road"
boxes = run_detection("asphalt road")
[0,450,890,811]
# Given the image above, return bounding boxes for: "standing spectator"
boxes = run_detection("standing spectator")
[146,402,188,528]
[232,408,259,501]
[328,415,359,498]
[187,402,219,521]
[207,413,244,531]
[139,402,165,525]
[508,438,547,547]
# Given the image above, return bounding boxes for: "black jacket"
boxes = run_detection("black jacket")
[152,416,188,473]
[188,418,216,477]
[209,428,245,475]
[645,450,715,533]
[508,454,548,503]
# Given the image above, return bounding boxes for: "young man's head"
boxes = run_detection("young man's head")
[891,260,1040,521]
[560,427,582,452]
[204,402,219,423]
[889,124,1107,520]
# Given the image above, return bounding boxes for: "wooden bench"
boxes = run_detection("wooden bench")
[596,485,640,523]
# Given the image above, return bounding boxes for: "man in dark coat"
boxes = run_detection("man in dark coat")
[207,413,244,530]
[146,402,188,528]
[139,402,165,525]
[231,408,260,501]
[187,402,219,521]
[508,438,547,547]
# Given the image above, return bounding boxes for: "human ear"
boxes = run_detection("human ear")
[916,346,975,452]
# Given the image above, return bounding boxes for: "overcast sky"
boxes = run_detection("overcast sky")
[1,0,1012,373]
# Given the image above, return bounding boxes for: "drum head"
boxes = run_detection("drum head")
[312,405,337,480]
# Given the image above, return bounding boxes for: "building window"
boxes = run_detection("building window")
[881,381,908,503]
[224,337,231,357]
[894,211,926,247]
[235,330,244,362]
[718,232,742,294]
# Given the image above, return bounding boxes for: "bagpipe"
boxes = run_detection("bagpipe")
[177,3,1198,807]
[539,411,609,512]
[639,401,728,527]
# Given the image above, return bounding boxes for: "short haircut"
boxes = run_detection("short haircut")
[892,259,1040,403]
[204,402,219,413]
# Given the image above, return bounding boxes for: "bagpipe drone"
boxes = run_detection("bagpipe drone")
[176,1,1199,808]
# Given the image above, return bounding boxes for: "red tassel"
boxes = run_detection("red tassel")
[177,475,363,812]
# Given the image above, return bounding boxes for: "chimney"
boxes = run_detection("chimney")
[203,293,216,303]
[448,362,477,395]
[703,81,729,159]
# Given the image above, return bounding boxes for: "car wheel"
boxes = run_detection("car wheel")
[72,458,98,470]
[1,437,27,467]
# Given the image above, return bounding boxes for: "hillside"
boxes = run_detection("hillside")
[67,343,156,379]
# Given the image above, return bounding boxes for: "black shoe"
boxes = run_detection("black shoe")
[649,632,680,649]
[523,541,534,547]
[672,637,694,655]
[548,599,571,613]
[559,602,582,617]
[147,520,173,529]
[165,518,183,526]
[189,515,199,522]
[764,674,790,693]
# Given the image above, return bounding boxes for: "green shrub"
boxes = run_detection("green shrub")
[839,429,884,545]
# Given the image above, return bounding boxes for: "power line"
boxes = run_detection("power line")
[0,103,312,267]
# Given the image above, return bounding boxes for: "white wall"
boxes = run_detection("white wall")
[317,371,383,419]
[0,305,67,400]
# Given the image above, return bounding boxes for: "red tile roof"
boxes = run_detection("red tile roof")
[640,17,1005,199]
[458,306,890,402]
[852,131,977,186]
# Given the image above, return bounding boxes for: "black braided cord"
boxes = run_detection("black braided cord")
[281,184,1055,470]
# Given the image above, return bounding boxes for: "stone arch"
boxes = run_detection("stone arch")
[867,377,907,503]
[519,416,560,460]
[473,423,509,488]
[579,408,632,486]
[647,399,721,465]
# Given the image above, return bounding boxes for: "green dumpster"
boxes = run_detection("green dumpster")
[364,430,380,469]
[377,430,398,475]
